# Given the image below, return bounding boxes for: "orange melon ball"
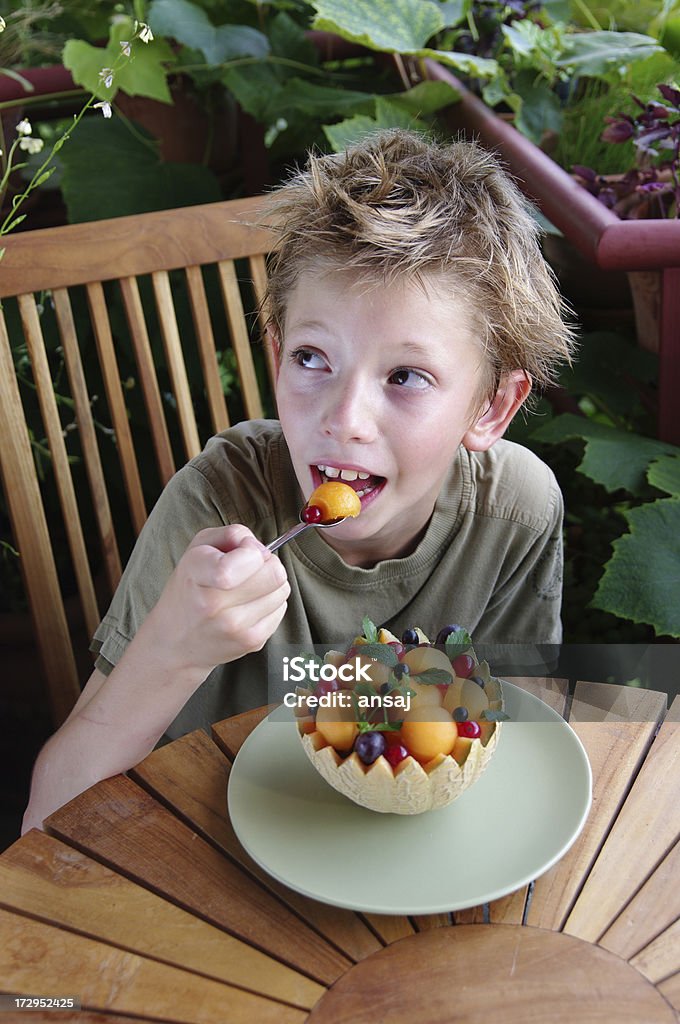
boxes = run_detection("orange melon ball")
[315,704,359,752]
[402,645,454,679]
[307,481,361,521]
[401,706,458,762]
[408,680,443,710]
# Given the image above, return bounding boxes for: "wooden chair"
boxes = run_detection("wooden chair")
[0,195,277,726]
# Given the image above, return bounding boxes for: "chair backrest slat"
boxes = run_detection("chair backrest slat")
[218,259,263,420]
[1,195,277,725]
[53,287,122,611]
[86,282,148,535]
[185,264,231,435]
[119,275,176,486]
[17,293,106,629]
[249,253,277,401]
[152,270,201,461]
[0,311,81,723]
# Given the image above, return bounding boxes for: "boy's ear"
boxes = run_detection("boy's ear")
[462,370,532,451]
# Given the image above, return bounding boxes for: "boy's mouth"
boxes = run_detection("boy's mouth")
[313,464,385,500]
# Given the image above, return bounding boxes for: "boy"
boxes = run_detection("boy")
[23,129,574,832]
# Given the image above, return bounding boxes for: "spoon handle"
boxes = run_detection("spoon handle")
[267,521,311,553]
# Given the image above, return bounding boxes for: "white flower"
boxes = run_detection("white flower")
[138,23,153,44]
[16,118,32,136]
[94,101,113,119]
[19,137,44,155]
[98,67,114,89]
[120,40,131,57]
[0,16,6,32]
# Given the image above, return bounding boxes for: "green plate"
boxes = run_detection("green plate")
[227,682,592,915]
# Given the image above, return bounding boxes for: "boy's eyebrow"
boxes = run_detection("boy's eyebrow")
[286,318,329,332]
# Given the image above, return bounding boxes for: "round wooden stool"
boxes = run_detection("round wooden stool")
[309,925,678,1023]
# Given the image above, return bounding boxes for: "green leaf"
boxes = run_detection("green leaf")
[444,630,472,653]
[311,0,444,52]
[58,117,221,223]
[560,332,658,419]
[221,64,282,120]
[323,93,432,152]
[480,709,510,721]
[148,0,270,64]
[357,642,399,666]
[648,453,680,497]
[269,10,318,66]
[354,682,378,701]
[63,24,175,104]
[386,79,459,116]
[531,413,676,495]
[482,70,512,108]
[513,74,563,143]
[362,616,378,642]
[324,114,379,151]
[557,31,663,78]
[269,78,376,119]
[591,498,680,637]
[423,49,497,78]
[412,668,452,685]
[438,0,469,28]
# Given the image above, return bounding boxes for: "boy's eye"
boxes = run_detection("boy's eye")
[290,348,326,370]
[389,368,431,389]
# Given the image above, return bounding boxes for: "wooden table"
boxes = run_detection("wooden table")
[1,679,679,1023]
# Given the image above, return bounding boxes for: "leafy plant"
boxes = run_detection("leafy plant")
[526,331,680,639]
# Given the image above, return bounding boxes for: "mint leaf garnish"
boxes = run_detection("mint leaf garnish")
[356,643,398,666]
[412,668,453,685]
[444,629,472,654]
[362,616,379,642]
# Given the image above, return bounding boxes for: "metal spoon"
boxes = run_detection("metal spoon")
[267,510,348,553]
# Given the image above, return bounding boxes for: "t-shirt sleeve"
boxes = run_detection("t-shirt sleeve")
[90,462,231,675]
[475,471,564,646]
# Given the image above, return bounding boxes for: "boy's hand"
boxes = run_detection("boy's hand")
[144,525,290,678]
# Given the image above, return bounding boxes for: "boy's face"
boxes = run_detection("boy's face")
[275,268,524,567]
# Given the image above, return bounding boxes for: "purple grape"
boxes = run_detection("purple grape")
[355,731,387,765]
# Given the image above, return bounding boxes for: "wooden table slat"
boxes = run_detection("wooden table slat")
[360,913,415,944]
[503,676,569,717]
[564,695,679,943]
[212,706,279,760]
[410,914,451,931]
[45,775,351,986]
[0,908,307,1024]
[0,1014,152,1023]
[130,730,382,964]
[0,831,323,1010]
[629,918,680,986]
[526,685,667,932]
[657,972,680,1016]
[598,839,680,963]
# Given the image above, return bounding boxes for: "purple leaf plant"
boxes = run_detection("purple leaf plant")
[572,84,680,220]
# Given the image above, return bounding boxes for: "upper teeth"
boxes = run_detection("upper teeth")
[318,465,370,481]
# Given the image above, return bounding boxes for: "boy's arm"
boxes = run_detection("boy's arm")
[22,526,289,833]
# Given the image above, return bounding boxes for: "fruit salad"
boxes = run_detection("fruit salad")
[295,619,507,814]
[303,481,361,523]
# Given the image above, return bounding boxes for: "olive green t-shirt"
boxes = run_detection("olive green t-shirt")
[91,420,563,738]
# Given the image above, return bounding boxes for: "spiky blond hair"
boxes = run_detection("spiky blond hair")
[265,129,575,400]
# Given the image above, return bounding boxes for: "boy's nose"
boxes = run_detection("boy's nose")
[320,379,378,444]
